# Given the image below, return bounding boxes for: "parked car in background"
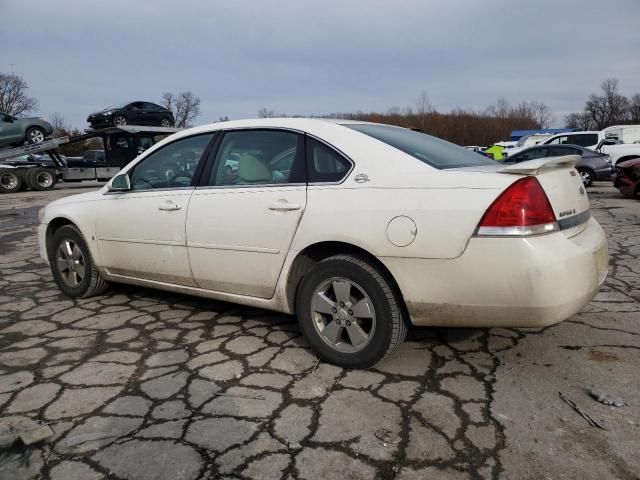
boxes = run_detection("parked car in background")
[613,158,640,198]
[506,131,602,158]
[503,144,612,186]
[38,119,607,368]
[599,142,640,166]
[87,102,175,128]
[0,111,53,147]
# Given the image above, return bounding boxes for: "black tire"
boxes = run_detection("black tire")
[26,168,57,191]
[577,168,594,187]
[49,225,110,298]
[0,170,22,194]
[112,115,127,126]
[296,254,407,369]
[26,127,46,144]
[160,117,173,127]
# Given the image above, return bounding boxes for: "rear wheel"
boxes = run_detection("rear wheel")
[0,170,22,194]
[577,167,594,187]
[49,225,110,298]
[296,254,407,369]
[26,127,46,144]
[26,168,57,191]
[160,117,173,127]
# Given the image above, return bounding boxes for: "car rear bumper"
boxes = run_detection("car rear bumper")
[381,216,608,328]
[594,166,613,181]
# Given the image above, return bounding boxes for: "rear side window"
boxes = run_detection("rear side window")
[306,137,352,183]
[344,124,494,169]
[569,134,598,147]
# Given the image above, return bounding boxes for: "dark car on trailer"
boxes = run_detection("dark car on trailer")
[614,157,640,198]
[502,144,613,187]
[87,102,175,128]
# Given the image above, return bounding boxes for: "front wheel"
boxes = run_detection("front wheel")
[296,254,407,369]
[112,115,127,126]
[49,225,110,298]
[578,168,594,187]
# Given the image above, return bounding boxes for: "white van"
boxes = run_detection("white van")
[602,125,640,144]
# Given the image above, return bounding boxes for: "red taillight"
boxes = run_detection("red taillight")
[477,177,557,235]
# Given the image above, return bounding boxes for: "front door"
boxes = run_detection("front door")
[186,129,307,298]
[95,132,215,285]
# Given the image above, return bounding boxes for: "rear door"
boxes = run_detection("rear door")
[186,129,307,298]
[0,113,23,144]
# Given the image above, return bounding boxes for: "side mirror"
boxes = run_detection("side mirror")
[108,173,131,192]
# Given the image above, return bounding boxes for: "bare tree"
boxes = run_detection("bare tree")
[49,112,69,137]
[258,107,276,118]
[218,115,230,122]
[415,90,434,131]
[628,94,640,122]
[531,101,552,128]
[0,72,38,116]
[585,78,629,129]
[565,112,595,130]
[161,91,201,128]
[486,97,510,120]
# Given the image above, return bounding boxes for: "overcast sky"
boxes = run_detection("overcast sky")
[1,0,639,129]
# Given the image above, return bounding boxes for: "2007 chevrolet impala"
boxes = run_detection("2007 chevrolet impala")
[38,119,608,368]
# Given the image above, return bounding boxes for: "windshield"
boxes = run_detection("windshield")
[344,123,495,169]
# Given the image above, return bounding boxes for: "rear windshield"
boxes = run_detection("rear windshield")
[344,123,495,169]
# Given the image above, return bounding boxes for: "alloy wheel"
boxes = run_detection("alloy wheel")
[0,172,18,190]
[30,129,45,143]
[161,118,171,127]
[56,239,86,288]
[310,277,376,353]
[580,169,592,186]
[114,116,127,126]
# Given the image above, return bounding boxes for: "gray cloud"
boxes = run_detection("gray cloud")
[1,0,639,128]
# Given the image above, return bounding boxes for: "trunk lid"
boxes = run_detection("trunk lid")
[456,155,590,227]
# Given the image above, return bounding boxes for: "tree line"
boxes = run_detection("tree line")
[565,78,640,131]
[259,93,552,146]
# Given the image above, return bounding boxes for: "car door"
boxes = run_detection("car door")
[125,102,145,124]
[95,132,215,286]
[0,113,23,145]
[186,129,307,298]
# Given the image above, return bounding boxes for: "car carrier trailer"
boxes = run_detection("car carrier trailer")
[0,125,180,194]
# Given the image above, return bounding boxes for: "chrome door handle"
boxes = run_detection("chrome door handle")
[268,201,301,211]
[158,201,181,211]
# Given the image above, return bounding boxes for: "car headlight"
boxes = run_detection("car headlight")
[38,207,46,223]
[104,111,112,116]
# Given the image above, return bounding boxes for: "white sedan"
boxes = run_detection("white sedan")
[38,119,608,368]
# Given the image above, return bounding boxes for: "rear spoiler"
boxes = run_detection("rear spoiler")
[498,155,580,175]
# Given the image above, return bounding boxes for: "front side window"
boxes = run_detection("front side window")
[129,133,213,190]
[208,130,304,186]
[345,123,494,169]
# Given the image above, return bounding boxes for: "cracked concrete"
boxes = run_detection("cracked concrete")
[0,183,638,479]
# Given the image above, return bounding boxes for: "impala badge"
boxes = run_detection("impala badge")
[354,173,370,183]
